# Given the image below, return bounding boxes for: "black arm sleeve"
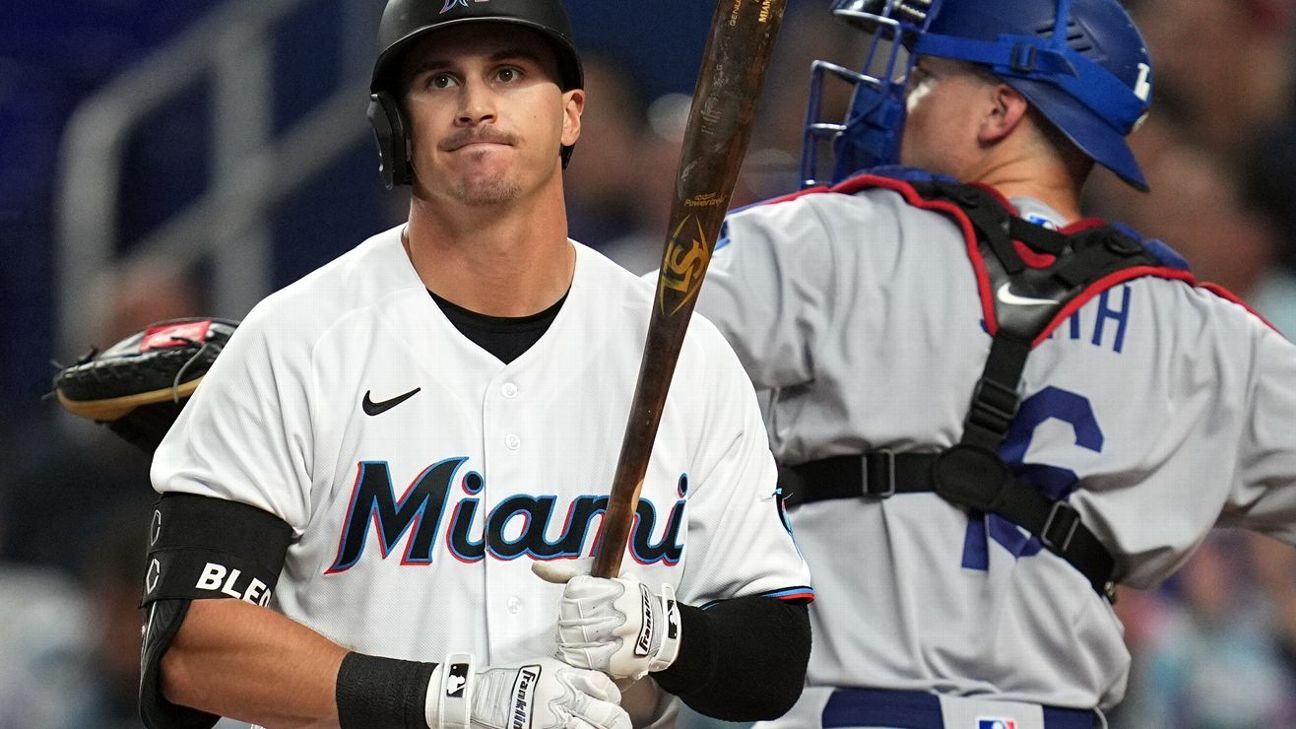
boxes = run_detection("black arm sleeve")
[652,595,811,721]
[140,493,294,729]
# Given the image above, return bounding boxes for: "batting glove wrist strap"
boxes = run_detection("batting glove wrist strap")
[425,654,632,729]
[650,583,682,672]
[425,653,474,729]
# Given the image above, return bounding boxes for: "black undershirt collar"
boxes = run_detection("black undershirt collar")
[429,290,568,364]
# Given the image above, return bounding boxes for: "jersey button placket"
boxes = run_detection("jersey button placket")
[483,372,530,658]
[502,384,522,450]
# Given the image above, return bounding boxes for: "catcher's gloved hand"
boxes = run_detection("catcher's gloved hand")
[533,559,682,681]
[52,318,237,453]
[424,654,631,729]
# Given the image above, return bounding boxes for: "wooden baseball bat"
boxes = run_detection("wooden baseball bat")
[592,0,788,578]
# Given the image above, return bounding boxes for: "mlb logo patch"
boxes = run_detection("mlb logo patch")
[446,662,469,697]
[977,720,1017,729]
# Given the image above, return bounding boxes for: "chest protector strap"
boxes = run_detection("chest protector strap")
[781,178,1165,602]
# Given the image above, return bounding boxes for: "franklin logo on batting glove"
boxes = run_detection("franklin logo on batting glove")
[533,559,683,680]
[635,584,655,656]
[510,667,538,729]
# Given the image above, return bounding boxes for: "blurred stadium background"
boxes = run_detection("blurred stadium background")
[0,0,1293,727]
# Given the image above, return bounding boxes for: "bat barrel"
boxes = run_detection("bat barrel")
[593,0,788,579]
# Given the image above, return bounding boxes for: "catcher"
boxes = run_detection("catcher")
[691,0,1296,727]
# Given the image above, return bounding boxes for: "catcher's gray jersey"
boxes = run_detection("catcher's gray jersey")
[693,182,1296,712]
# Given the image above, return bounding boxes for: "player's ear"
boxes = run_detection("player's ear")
[978,83,1029,145]
[561,88,585,148]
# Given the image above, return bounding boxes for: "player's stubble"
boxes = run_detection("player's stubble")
[444,145,523,206]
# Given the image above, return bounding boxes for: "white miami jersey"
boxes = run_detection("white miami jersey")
[151,228,812,687]
[694,182,1296,712]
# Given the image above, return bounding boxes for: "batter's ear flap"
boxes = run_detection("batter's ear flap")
[367,91,412,190]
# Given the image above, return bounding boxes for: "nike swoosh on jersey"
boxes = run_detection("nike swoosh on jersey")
[362,387,422,416]
[996,282,1058,307]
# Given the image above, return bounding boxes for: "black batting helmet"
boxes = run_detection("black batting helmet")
[367,0,585,189]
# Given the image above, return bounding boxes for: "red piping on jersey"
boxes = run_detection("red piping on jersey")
[1039,266,1196,346]
[1200,282,1279,331]
[825,174,1003,337]
[759,174,1279,341]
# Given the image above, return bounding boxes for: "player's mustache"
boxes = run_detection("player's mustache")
[440,128,518,152]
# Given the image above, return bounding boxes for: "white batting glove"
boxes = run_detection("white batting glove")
[424,653,631,729]
[532,560,682,681]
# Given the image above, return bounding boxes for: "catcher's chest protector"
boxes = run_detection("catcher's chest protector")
[781,172,1194,601]
[834,173,1191,346]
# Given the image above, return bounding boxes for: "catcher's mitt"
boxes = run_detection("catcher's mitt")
[53,318,238,453]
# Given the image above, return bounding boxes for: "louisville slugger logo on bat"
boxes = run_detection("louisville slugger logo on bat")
[659,215,711,316]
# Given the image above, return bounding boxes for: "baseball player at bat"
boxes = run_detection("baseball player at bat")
[137,2,812,728]
[687,0,1296,728]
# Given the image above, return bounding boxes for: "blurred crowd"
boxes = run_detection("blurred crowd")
[2,0,1296,727]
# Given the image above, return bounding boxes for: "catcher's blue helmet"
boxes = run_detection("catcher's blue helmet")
[803,0,1153,190]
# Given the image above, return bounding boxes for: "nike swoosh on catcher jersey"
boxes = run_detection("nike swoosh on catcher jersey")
[362,387,422,416]
[996,283,1058,307]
